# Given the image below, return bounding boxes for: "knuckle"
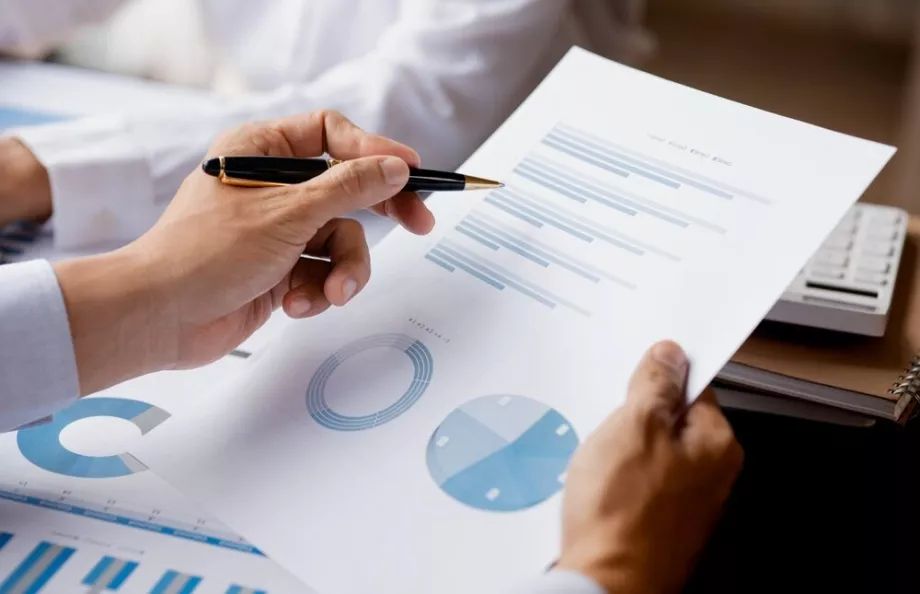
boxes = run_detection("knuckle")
[337,216,365,237]
[336,163,367,196]
[249,123,291,156]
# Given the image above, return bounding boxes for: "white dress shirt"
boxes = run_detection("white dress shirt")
[0,0,596,249]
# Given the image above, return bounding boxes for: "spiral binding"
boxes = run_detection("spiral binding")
[889,355,920,416]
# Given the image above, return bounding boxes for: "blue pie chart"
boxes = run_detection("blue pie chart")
[426,395,579,512]
[307,334,433,431]
[17,397,170,479]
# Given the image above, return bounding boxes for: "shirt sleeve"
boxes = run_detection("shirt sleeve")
[0,0,123,53]
[0,260,79,432]
[507,570,607,594]
[9,0,568,250]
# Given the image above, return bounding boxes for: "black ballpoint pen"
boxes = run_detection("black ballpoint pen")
[201,156,504,193]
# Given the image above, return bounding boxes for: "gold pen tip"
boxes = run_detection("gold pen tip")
[463,174,505,191]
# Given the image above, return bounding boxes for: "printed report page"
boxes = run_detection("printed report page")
[136,48,895,594]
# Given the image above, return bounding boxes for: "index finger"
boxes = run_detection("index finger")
[208,111,421,166]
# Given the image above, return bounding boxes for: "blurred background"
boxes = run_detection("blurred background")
[15,0,920,212]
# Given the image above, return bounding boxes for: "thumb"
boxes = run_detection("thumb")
[625,340,688,432]
[296,156,409,222]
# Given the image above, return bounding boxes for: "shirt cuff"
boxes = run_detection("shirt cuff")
[0,260,78,431]
[9,116,158,250]
[507,570,607,594]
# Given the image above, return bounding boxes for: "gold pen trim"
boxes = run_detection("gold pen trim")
[462,174,504,191]
[217,155,289,187]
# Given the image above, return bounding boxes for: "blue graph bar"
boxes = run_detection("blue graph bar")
[516,164,642,218]
[440,240,594,316]
[487,193,595,242]
[522,156,726,234]
[0,490,263,556]
[226,586,267,594]
[82,556,138,591]
[0,541,74,593]
[424,253,456,272]
[554,124,771,204]
[436,244,558,310]
[517,161,689,226]
[544,132,680,188]
[0,533,11,551]
[151,570,201,594]
[430,248,507,290]
[498,188,679,261]
[465,214,635,288]
[454,225,500,251]
[458,222,550,268]
[481,196,545,229]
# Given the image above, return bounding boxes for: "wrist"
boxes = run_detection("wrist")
[0,138,52,222]
[53,246,178,395]
[556,537,651,594]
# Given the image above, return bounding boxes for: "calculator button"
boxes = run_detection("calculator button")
[867,225,899,242]
[857,258,891,274]
[855,273,889,286]
[832,222,857,236]
[868,210,902,225]
[861,242,894,257]
[814,252,848,267]
[822,236,853,251]
[810,268,845,280]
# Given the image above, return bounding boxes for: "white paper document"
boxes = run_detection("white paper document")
[136,48,895,593]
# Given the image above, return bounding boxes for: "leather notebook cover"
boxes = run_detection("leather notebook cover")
[731,216,920,411]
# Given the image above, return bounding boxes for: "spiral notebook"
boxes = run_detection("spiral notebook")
[717,216,920,423]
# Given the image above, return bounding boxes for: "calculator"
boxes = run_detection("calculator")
[765,203,908,337]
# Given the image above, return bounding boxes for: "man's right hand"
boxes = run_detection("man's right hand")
[0,138,51,226]
[557,341,743,593]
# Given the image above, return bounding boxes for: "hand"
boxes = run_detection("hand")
[53,111,434,395]
[0,138,52,226]
[556,341,743,594]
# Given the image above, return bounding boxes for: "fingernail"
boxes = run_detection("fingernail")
[651,341,688,379]
[380,157,406,186]
[289,296,312,317]
[342,278,358,302]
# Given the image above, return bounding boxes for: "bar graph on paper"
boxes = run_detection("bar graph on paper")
[425,123,769,317]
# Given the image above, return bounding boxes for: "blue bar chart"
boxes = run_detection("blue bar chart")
[546,123,771,205]
[0,483,262,556]
[0,526,278,593]
[0,541,74,593]
[428,239,593,316]
[150,570,202,594]
[482,188,677,259]
[422,122,734,316]
[457,212,634,288]
[82,556,138,593]
[226,586,267,594]
[515,155,727,234]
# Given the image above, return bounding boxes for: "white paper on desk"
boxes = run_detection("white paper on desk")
[135,47,895,594]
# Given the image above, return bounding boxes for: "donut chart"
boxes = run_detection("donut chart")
[426,395,578,512]
[17,397,171,479]
[306,334,433,431]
